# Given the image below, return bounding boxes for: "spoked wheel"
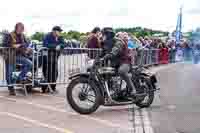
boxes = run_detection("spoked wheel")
[67,77,101,114]
[135,76,154,108]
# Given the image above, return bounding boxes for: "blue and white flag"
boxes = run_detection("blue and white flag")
[175,8,182,45]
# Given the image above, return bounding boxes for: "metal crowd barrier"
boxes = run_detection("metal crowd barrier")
[0,47,34,88]
[134,49,160,66]
[33,48,102,86]
[0,47,174,90]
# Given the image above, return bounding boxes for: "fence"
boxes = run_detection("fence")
[0,47,174,88]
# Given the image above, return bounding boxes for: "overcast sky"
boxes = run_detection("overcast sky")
[0,0,199,34]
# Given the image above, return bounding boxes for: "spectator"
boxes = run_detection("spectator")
[87,27,101,59]
[127,34,140,49]
[159,42,169,64]
[193,44,200,64]
[183,41,193,62]
[143,36,151,49]
[168,40,176,63]
[138,37,145,46]
[4,22,32,95]
[42,26,65,93]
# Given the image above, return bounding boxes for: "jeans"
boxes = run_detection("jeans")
[6,64,14,86]
[6,56,32,85]
[118,64,135,93]
[16,56,32,81]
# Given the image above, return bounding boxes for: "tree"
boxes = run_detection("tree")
[67,30,82,40]
[31,32,45,42]
[115,27,168,37]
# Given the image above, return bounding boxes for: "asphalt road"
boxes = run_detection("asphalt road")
[0,63,200,133]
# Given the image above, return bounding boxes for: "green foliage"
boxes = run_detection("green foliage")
[115,27,168,38]
[31,32,45,42]
[30,27,169,42]
[67,30,82,40]
[61,31,85,40]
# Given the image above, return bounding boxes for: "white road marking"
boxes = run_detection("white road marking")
[0,96,130,130]
[129,105,154,133]
[141,109,154,133]
[128,105,144,133]
[135,107,145,133]
[38,93,66,100]
[36,93,131,110]
[0,112,73,133]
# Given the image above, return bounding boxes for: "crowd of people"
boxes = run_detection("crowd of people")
[86,27,200,65]
[86,27,178,65]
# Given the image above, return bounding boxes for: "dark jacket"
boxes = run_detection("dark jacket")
[5,32,29,54]
[43,32,65,49]
[87,34,100,48]
[3,32,29,64]
[102,37,132,66]
[86,34,101,59]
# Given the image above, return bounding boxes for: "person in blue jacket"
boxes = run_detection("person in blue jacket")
[42,26,65,93]
[128,39,139,49]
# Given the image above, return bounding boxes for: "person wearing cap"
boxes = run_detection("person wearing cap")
[4,22,32,95]
[99,27,137,99]
[42,26,65,93]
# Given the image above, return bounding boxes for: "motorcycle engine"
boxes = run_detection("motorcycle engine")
[109,77,123,99]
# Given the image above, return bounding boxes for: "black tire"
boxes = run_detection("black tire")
[67,77,101,114]
[135,77,154,108]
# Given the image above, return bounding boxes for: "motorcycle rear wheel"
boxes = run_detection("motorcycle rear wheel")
[135,77,154,108]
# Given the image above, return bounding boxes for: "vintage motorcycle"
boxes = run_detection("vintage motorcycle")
[67,56,160,114]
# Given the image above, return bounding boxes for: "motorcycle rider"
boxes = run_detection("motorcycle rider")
[99,28,136,98]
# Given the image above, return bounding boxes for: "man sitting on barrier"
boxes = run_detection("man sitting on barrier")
[99,28,137,98]
[4,22,33,95]
[42,26,65,93]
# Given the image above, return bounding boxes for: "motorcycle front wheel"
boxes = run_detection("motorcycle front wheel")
[66,77,102,114]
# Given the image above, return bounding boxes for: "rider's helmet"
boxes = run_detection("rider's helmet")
[101,27,115,40]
